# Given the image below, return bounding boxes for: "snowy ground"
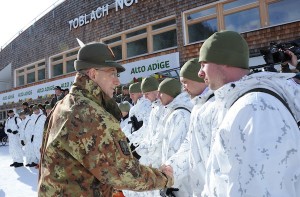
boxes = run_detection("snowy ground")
[0,145,38,197]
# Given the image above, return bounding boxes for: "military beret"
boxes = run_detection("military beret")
[129,82,142,93]
[180,58,204,83]
[199,30,249,69]
[141,77,159,93]
[119,102,131,112]
[158,78,181,98]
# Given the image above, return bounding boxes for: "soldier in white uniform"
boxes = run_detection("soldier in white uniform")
[198,31,300,197]
[119,101,131,130]
[162,58,212,197]
[19,109,38,167]
[31,105,46,164]
[138,78,190,197]
[5,110,24,167]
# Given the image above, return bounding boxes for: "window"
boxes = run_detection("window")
[183,0,300,44]
[0,110,7,122]
[268,0,300,26]
[50,48,79,77]
[15,60,46,87]
[102,16,177,60]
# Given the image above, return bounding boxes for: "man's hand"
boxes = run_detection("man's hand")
[160,164,174,188]
[284,50,298,67]
[160,164,173,177]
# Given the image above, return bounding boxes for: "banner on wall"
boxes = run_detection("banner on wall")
[119,52,180,84]
[0,76,75,106]
[0,52,180,106]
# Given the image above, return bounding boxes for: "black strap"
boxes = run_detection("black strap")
[231,88,298,125]
[174,107,191,113]
[24,119,31,130]
[14,117,19,129]
[35,114,43,124]
[206,93,215,102]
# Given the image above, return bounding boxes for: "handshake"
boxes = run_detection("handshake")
[159,164,179,197]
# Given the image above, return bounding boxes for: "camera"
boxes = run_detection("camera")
[260,39,300,64]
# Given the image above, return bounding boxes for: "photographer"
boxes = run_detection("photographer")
[281,50,299,73]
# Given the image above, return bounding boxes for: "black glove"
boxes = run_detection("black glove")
[21,140,25,146]
[31,135,34,143]
[12,130,18,134]
[160,188,179,197]
[7,129,12,133]
[129,115,143,133]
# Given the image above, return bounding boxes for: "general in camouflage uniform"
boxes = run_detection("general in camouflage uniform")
[38,42,173,197]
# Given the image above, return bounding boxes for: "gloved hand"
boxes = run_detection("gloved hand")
[21,140,25,146]
[12,130,18,134]
[160,188,179,197]
[7,129,12,133]
[31,135,34,143]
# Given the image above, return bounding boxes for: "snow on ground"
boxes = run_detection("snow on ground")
[0,145,38,197]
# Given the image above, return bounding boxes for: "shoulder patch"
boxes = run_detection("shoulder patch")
[118,140,131,156]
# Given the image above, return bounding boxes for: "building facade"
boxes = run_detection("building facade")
[0,0,299,121]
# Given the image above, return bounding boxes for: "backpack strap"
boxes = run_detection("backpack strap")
[174,107,191,113]
[206,93,215,102]
[24,119,31,130]
[35,114,43,124]
[231,88,298,126]
[14,117,20,129]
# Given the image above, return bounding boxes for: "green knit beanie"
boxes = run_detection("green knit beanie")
[119,102,130,112]
[141,77,159,93]
[158,78,181,98]
[199,30,249,69]
[129,82,142,93]
[180,58,204,83]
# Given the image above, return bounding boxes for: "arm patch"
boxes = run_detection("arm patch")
[118,140,131,156]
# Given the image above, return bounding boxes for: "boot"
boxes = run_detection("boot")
[29,162,38,167]
[25,163,31,167]
[14,163,24,168]
[10,162,17,167]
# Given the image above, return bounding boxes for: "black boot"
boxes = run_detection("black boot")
[14,163,24,168]
[25,163,31,167]
[29,162,37,167]
[10,162,17,167]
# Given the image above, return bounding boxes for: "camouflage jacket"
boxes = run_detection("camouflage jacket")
[38,73,171,197]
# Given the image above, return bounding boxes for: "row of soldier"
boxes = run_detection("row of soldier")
[2,84,68,168]
[115,34,300,196]
[4,105,51,168]
[115,58,210,197]
[36,32,300,196]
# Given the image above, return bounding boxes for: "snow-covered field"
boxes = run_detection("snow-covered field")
[0,145,38,197]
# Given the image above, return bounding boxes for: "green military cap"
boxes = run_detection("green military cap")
[180,58,204,83]
[119,102,131,112]
[32,105,39,111]
[129,82,142,93]
[199,30,249,69]
[141,77,159,93]
[158,78,181,98]
[45,104,52,110]
[74,42,125,72]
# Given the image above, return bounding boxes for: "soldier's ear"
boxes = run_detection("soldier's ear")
[87,68,97,80]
